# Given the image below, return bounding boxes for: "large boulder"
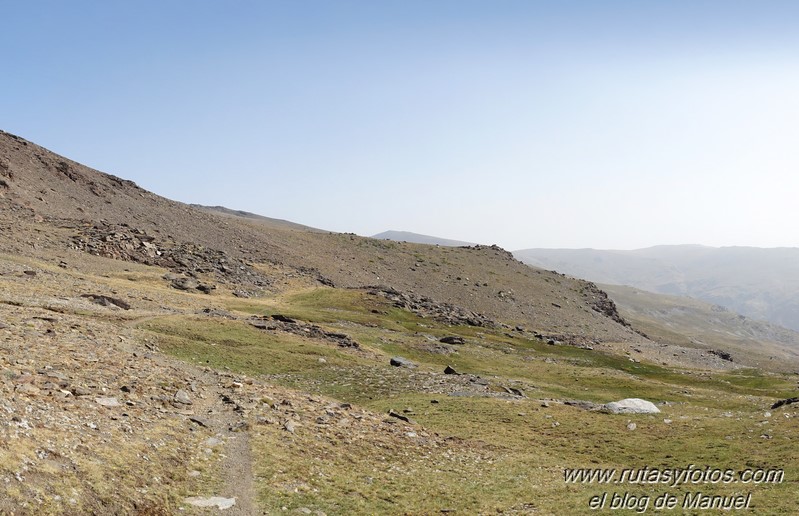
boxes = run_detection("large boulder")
[390,356,417,368]
[605,398,660,414]
[440,336,465,345]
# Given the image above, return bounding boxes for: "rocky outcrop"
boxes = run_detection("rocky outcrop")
[709,349,734,362]
[249,315,359,348]
[368,287,497,328]
[582,282,629,327]
[67,220,272,292]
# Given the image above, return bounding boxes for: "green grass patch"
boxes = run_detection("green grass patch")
[138,316,368,376]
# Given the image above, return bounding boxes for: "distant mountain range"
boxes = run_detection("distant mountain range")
[514,245,799,331]
[372,230,476,247]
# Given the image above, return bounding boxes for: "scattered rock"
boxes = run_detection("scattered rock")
[388,409,416,424]
[504,386,525,397]
[390,357,416,368]
[171,277,199,291]
[80,294,131,310]
[229,421,250,432]
[174,389,192,405]
[564,400,602,411]
[443,365,460,375]
[189,417,211,428]
[196,283,216,294]
[627,422,637,431]
[199,307,235,319]
[605,398,660,414]
[95,397,121,408]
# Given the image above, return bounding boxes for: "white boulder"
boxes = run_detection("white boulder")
[184,496,236,510]
[605,398,660,414]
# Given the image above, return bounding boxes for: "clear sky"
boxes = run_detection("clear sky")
[3,1,799,250]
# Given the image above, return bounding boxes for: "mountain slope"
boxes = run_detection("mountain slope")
[0,129,640,344]
[514,245,799,331]
[603,283,799,369]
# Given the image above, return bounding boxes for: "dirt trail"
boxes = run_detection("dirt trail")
[217,429,257,515]
[179,367,260,514]
[194,368,259,514]
[127,330,260,514]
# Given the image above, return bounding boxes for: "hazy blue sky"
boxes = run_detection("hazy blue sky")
[3,1,799,250]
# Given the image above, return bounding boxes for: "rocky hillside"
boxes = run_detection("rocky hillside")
[0,129,643,346]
